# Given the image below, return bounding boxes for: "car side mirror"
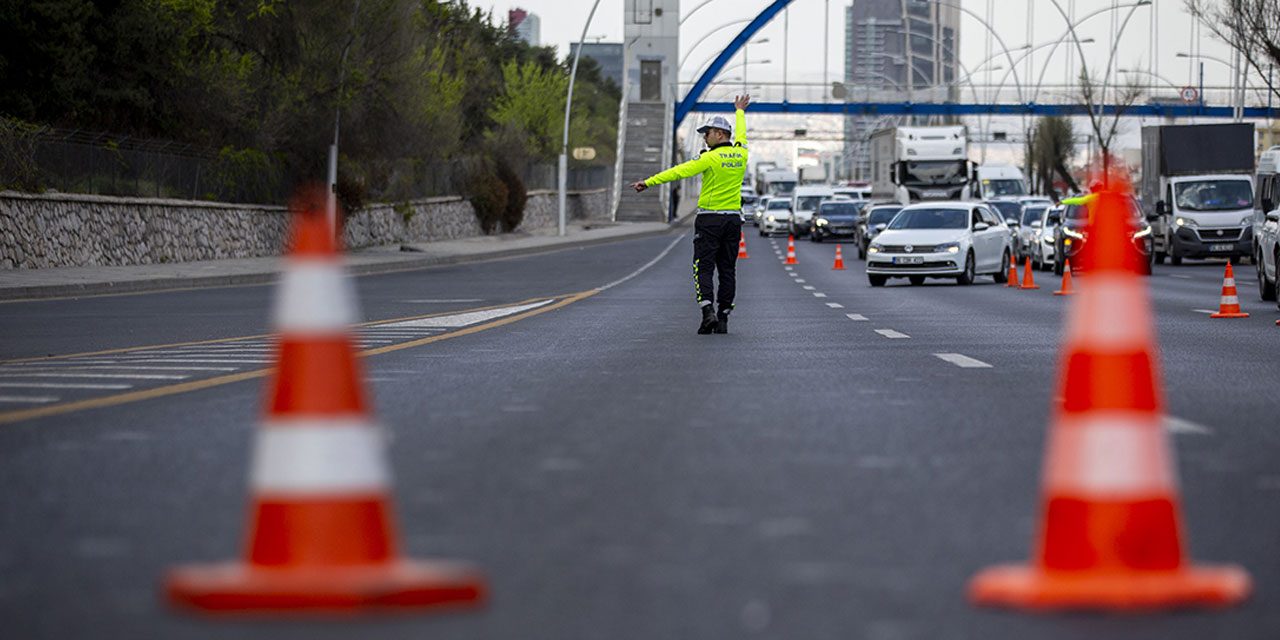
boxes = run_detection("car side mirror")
[1047,212,1060,224]
[1146,212,1160,222]
[1267,210,1280,222]
[1031,220,1042,229]
[974,222,990,231]
[1156,200,1168,216]
[874,223,887,231]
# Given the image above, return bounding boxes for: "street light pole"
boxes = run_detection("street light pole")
[558,0,602,237]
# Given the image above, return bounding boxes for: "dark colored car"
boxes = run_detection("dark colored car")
[810,200,864,242]
[855,204,904,259]
[1050,194,1155,276]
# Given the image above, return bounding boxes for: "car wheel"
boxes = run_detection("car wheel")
[1170,243,1182,265]
[956,252,975,285]
[812,232,823,243]
[994,250,1010,284]
[858,242,867,260]
[1262,248,1278,301]
[868,274,887,287]
[909,275,925,286]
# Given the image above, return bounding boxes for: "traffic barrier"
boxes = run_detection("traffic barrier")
[165,185,486,614]
[832,244,846,270]
[738,233,749,259]
[968,184,1251,611]
[1053,259,1077,296]
[1006,258,1019,288]
[784,236,798,264]
[1018,256,1040,290]
[1209,262,1249,318]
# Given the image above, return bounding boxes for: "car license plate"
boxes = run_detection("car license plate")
[1209,243,1234,252]
[893,256,923,265]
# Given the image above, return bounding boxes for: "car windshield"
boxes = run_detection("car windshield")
[796,196,826,211]
[986,201,1022,221]
[819,202,859,217]
[1064,198,1143,222]
[1021,205,1047,225]
[1174,180,1253,211]
[887,208,967,230]
[768,200,791,210]
[984,179,1026,196]
[867,207,902,225]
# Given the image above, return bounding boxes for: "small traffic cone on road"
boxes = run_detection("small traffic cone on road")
[832,244,846,270]
[1006,258,1019,288]
[784,235,798,264]
[1209,262,1249,318]
[1053,259,1077,296]
[967,184,1251,611]
[737,233,749,259]
[165,185,486,614]
[1018,256,1040,290]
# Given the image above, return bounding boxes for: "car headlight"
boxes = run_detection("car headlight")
[767,215,775,222]
[934,242,960,253]
[1042,236,1054,245]
[1062,227,1085,240]
[868,243,882,254]
[1241,216,1252,226]
[1132,225,1151,238]
[1175,217,1198,227]
[815,218,828,226]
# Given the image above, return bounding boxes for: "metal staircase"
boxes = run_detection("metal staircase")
[615,102,669,222]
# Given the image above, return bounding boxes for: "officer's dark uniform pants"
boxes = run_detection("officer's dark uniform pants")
[692,214,743,311]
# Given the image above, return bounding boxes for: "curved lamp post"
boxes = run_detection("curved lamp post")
[918,0,1025,103]
[558,0,602,237]
[1031,1,1150,104]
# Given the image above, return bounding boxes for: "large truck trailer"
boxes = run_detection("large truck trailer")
[869,125,972,204]
[1141,123,1255,264]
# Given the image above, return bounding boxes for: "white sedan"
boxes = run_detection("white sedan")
[758,198,794,236]
[866,202,1013,286]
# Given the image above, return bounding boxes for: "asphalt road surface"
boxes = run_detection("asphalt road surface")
[2,230,1278,639]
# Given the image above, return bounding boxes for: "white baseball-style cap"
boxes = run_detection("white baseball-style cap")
[696,115,733,135]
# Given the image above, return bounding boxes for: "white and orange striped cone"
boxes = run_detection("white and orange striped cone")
[968,181,1251,611]
[1209,262,1249,318]
[738,232,749,259]
[1006,257,1020,288]
[1018,256,1040,290]
[1053,259,1077,296]
[165,185,485,614]
[832,244,846,270]
[784,235,798,264]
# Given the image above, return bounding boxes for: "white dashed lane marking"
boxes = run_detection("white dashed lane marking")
[795,278,806,282]
[0,396,57,404]
[813,293,827,298]
[826,303,844,308]
[934,353,993,368]
[875,329,910,339]
[1166,415,1213,435]
[0,382,132,390]
[802,286,815,290]
[0,372,189,380]
[1192,309,1216,314]
[1169,275,1193,280]
[846,314,869,321]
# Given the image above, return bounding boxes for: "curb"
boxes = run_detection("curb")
[0,220,683,301]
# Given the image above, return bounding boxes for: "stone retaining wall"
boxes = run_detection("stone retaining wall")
[0,188,611,269]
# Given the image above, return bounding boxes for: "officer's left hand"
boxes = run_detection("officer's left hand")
[630,181,648,192]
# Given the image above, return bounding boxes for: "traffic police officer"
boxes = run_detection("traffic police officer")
[631,95,751,334]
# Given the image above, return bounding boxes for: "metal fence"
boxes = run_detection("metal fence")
[2,124,614,205]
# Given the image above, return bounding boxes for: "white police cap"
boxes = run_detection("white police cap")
[696,115,733,135]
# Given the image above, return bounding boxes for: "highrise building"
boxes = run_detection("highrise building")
[842,0,959,180]
[509,9,541,46]
[569,43,625,89]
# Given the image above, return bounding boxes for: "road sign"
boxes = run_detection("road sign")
[1180,86,1199,103]
[572,147,596,161]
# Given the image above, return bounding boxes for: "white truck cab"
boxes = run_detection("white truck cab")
[790,185,834,236]
[968,164,1029,201]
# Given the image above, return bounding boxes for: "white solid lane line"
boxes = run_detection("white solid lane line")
[826,303,844,308]
[1,365,236,372]
[1169,275,1193,279]
[846,313,869,321]
[1165,415,1213,435]
[0,382,132,390]
[0,396,58,403]
[934,353,993,368]
[0,372,189,380]
[1191,309,1216,314]
[875,329,910,339]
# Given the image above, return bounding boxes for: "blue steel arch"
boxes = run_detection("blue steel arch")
[675,0,795,132]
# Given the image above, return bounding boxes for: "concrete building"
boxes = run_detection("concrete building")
[615,0,680,222]
[842,0,960,180]
[509,9,541,46]
[569,42,624,89]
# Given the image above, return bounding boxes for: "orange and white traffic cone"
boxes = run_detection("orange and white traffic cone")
[1018,256,1040,290]
[832,244,846,270]
[1006,257,1019,288]
[784,235,798,264]
[967,186,1251,611]
[1209,262,1249,318]
[1053,259,1077,296]
[737,232,749,259]
[165,185,485,614]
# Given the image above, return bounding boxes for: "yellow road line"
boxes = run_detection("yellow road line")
[0,289,598,424]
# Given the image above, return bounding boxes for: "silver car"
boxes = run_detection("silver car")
[866,202,1014,286]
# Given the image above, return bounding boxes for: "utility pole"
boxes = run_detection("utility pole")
[559,0,603,237]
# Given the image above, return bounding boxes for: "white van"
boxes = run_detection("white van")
[1254,146,1280,301]
[968,163,1029,200]
[790,185,835,236]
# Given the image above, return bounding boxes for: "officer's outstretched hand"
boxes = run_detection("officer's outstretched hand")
[734,94,751,111]
[630,181,648,192]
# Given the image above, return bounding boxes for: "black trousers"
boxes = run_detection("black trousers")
[692,214,743,311]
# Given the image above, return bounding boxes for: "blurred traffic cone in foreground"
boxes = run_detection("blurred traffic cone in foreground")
[1018,257,1040,290]
[166,185,485,614]
[968,185,1251,611]
[832,244,846,270]
[1053,260,1077,296]
[738,233,749,259]
[784,236,798,264]
[1006,258,1019,288]
[1209,262,1249,318]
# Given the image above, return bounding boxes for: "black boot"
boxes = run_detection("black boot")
[697,306,718,334]
[714,307,730,334]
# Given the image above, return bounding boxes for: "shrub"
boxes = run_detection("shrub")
[494,158,526,232]
[464,160,508,234]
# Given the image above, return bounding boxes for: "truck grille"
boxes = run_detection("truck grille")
[1195,228,1242,242]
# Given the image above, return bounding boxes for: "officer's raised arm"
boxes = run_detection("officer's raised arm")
[733,95,750,146]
